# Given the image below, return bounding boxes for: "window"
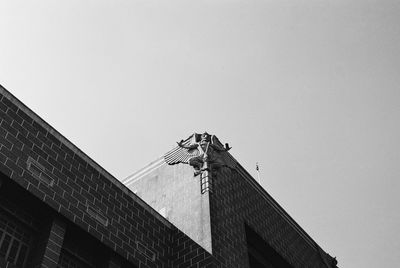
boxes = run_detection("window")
[58,224,108,268]
[0,214,32,267]
[58,250,93,268]
[245,224,293,268]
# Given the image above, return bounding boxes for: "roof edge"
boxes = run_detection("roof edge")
[0,84,172,227]
[122,156,166,186]
[125,135,336,263]
[228,152,336,263]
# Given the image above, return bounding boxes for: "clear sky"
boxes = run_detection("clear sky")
[1,0,400,267]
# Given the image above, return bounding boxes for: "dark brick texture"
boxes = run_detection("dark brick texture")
[209,166,335,268]
[0,86,214,268]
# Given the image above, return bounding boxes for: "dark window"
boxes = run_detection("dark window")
[0,214,32,267]
[245,224,293,268]
[58,223,109,268]
[58,249,93,268]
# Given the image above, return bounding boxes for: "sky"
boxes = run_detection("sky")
[1,0,400,267]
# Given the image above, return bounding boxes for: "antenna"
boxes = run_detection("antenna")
[256,162,261,183]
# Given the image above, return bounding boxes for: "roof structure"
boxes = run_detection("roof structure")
[0,84,338,267]
[123,132,339,267]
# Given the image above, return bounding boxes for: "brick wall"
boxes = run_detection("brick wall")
[0,85,337,268]
[170,228,217,268]
[209,166,335,268]
[0,86,215,268]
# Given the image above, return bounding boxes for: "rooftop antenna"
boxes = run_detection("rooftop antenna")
[256,162,261,183]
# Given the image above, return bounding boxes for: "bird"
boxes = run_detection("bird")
[225,143,231,151]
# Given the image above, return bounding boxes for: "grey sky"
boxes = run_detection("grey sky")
[1,0,400,267]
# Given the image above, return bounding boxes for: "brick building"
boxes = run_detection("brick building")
[0,85,338,268]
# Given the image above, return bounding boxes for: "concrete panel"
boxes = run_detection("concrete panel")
[125,161,212,253]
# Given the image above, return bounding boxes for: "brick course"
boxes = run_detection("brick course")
[31,218,66,268]
[0,85,337,268]
[0,85,214,268]
[210,167,333,268]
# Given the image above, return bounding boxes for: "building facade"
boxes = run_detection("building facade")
[0,85,338,268]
